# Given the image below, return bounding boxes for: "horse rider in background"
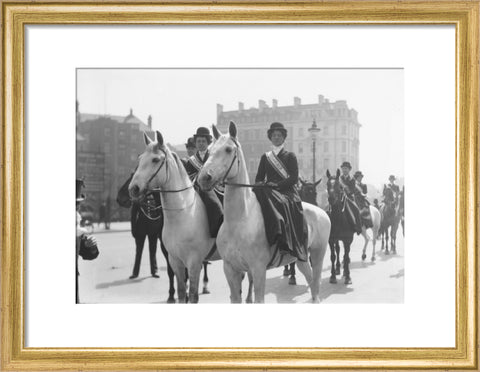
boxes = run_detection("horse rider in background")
[183,127,224,237]
[253,122,308,262]
[338,161,363,235]
[384,175,400,205]
[181,136,196,167]
[353,170,373,229]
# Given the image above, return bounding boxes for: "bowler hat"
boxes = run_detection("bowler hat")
[193,127,212,143]
[76,179,85,202]
[354,171,364,179]
[340,161,352,170]
[389,175,396,181]
[185,137,195,149]
[267,122,288,139]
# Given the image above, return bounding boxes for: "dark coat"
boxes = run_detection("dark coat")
[255,149,299,195]
[184,151,210,181]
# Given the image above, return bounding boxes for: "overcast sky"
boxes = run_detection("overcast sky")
[77,69,403,186]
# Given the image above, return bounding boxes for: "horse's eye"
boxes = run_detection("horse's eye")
[225,147,232,154]
[152,158,160,163]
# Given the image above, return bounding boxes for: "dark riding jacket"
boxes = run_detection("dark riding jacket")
[255,149,300,196]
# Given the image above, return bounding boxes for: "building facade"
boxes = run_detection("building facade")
[216,95,361,186]
[76,104,155,221]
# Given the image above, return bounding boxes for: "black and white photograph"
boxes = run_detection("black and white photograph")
[76,68,404,304]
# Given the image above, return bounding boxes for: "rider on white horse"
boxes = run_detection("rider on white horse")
[183,127,224,237]
[253,122,308,262]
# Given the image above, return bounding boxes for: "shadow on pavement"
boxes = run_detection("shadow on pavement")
[265,276,310,303]
[390,268,404,279]
[96,276,148,289]
[318,277,354,301]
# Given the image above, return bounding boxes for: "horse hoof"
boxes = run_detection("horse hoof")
[283,269,290,277]
[288,276,297,285]
[312,298,320,304]
[371,256,376,262]
[202,288,210,294]
[246,298,253,304]
[344,277,352,285]
[329,276,337,284]
[385,251,390,255]
[361,254,366,261]
[335,267,341,275]
[167,297,176,304]
[392,250,397,255]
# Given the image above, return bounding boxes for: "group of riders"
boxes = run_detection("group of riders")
[123,121,403,278]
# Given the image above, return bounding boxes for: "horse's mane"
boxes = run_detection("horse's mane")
[165,147,190,182]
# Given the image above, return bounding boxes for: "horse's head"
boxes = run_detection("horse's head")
[198,121,240,191]
[128,131,169,202]
[326,169,342,205]
[299,178,321,205]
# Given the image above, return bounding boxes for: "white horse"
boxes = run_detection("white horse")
[360,206,381,262]
[198,122,331,303]
[128,131,222,303]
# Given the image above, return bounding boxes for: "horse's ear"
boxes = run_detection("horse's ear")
[326,169,331,179]
[143,132,152,146]
[300,179,307,186]
[229,121,237,138]
[156,131,164,147]
[336,169,341,178]
[212,124,221,140]
[314,178,322,187]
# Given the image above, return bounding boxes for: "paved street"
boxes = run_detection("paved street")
[78,223,404,304]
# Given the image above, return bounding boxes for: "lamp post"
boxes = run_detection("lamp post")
[308,119,321,182]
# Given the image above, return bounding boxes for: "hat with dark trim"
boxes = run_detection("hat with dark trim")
[340,161,352,170]
[185,137,196,149]
[389,175,396,181]
[267,122,287,139]
[193,127,212,144]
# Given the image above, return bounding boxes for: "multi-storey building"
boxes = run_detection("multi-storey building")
[216,95,361,186]
[76,104,155,220]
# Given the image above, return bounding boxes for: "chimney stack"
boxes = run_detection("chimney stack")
[148,115,152,129]
[272,99,278,108]
[318,95,324,104]
[129,108,133,116]
[238,102,244,111]
[294,97,301,107]
[259,99,268,110]
[217,104,223,115]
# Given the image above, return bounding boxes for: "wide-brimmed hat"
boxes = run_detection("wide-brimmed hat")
[76,179,85,202]
[340,161,352,170]
[389,175,396,181]
[185,137,195,149]
[354,170,364,179]
[193,127,212,143]
[267,122,288,139]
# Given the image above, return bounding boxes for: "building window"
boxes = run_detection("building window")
[342,141,346,152]
[298,143,304,154]
[324,125,329,135]
[342,125,347,135]
[324,158,329,170]
[324,141,329,153]
[299,127,305,137]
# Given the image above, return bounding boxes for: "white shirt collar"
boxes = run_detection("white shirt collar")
[198,150,208,159]
[272,144,284,155]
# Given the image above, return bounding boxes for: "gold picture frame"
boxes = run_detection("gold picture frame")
[1,1,478,370]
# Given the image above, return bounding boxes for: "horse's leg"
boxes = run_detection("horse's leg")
[371,223,378,262]
[361,227,369,261]
[245,271,254,304]
[391,223,398,254]
[329,239,337,284]
[160,241,175,303]
[283,265,290,277]
[202,262,210,294]
[308,242,327,303]
[168,255,187,303]
[385,227,390,254]
[223,261,243,303]
[343,239,353,285]
[289,263,297,285]
[335,241,341,275]
[296,259,317,302]
[130,234,146,279]
[186,261,202,304]
[251,266,267,303]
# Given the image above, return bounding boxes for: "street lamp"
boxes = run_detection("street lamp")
[308,118,321,183]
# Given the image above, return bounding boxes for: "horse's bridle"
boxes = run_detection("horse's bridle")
[144,147,193,195]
